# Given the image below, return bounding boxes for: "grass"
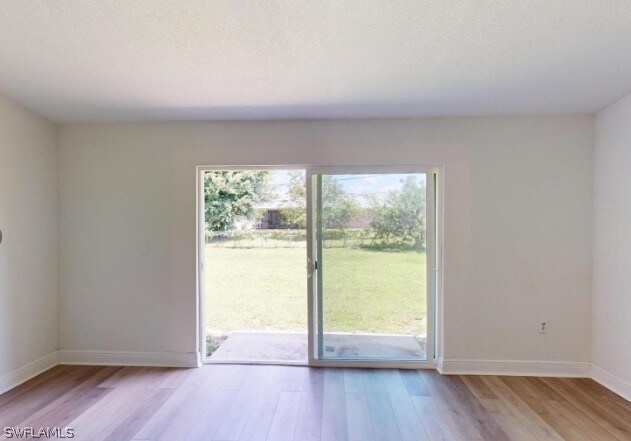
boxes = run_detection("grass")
[205,243,427,339]
[320,247,426,335]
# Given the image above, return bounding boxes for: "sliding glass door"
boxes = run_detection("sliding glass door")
[199,165,439,367]
[307,167,436,365]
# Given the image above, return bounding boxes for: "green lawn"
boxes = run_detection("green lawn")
[205,244,426,338]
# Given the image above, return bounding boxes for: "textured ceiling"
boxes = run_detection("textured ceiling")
[1,0,630,123]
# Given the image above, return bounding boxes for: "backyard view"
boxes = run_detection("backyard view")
[204,169,428,360]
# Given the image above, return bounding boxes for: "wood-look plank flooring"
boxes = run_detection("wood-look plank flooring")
[0,365,630,440]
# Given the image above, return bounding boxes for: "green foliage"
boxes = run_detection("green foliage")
[370,176,426,249]
[279,207,306,229]
[280,172,360,230]
[204,171,272,231]
[280,171,307,228]
[322,176,360,229]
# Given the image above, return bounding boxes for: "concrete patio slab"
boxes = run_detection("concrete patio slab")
[209,331,426,363]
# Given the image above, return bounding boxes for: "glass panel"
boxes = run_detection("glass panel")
[317,173,428,360]
[204,169,308,363]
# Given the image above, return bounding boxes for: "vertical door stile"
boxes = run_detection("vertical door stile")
[315,174,324,360]
[306,170,315,365]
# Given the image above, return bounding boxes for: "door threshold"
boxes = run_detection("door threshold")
[203,359,308,366]
[203,358,436,370]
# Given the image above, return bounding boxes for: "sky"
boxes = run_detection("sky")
[269,170,426,207]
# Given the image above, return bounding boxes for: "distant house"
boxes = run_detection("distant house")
[258,206,289,229]
[257,205,371,230]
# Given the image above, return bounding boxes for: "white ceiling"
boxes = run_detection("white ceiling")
[1,1,630,123]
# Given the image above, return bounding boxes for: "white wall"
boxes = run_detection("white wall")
[58,116,593,365]
[0,95,58,382]
[593,92,631,388]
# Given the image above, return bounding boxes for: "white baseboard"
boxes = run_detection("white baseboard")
[438,358,591,377]
[58,350,200,368]
[591,363,631,402]
[0,351,59,395]
[436,357,445,373]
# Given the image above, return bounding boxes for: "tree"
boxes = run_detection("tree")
[281,172,359,230]
[370,176,426,249]
[204,171,272,231]
[321,177,359,229]
[280,171,307,228]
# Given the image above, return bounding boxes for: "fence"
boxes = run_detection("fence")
[206,228,375,249]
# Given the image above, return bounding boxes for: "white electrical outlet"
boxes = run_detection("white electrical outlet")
[539,320,549,334]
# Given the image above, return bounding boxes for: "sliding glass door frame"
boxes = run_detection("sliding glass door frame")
[197,164,443,368]
[306,164,441,369]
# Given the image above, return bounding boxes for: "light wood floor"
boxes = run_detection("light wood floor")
[1,365,630,441]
